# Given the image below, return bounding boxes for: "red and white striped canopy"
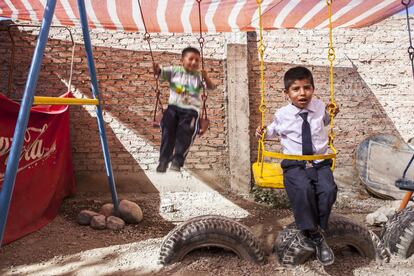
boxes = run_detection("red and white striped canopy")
[0,0,411,33]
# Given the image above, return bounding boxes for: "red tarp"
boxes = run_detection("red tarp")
[0,0,412,32]
[0,92,76,245]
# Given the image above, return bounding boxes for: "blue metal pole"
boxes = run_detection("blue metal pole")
[77,0,119,212]
[0,0,57,246]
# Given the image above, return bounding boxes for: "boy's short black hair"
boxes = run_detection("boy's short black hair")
[182,46,200,58]
[284,66,315,91]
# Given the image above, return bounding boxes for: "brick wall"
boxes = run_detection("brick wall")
[0,22,229,188]
[1,15,413,190]
[247,34,400,169]
[248,15,413,171]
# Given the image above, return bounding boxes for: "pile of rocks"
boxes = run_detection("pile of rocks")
[77,199,144,230]
[366,200,413,226]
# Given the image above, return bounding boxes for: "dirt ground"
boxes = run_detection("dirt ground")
[0,189,413,276]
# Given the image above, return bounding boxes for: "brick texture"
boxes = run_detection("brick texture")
[248,16,414,171]
[0,15,413,190]
[0,22,229,186]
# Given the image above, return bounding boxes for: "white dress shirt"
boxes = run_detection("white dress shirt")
[266,98,330,156]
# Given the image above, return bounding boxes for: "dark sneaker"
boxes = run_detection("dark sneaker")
[169,161,181,172]
[312,235,334,266]
[156,162,168,173]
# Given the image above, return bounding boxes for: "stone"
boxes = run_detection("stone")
[366,213,377,226]
[77,210,100,225]
[90,215,106,230]
[119,199,143,224]
[366,206,398,226]
[107,216,125,230]
[376,206,397,219]
[100,203,114,217]
[366,200,414,227]
[376,213,389,224]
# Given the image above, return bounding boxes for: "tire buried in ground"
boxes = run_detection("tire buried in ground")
[382,205,414,258]
[158,215,265,265]
[274,224,314,266]
[274,214,377,266]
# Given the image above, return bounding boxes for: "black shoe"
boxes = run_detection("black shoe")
[311,235,334,266]
[156,162,168,173]
[169,161,181,172]
[298,231,316,252]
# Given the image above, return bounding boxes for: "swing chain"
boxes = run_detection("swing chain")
[409,46,414,61]
[137,0,163,124]
[402,0,414,78]
[197,0,205,70]
[198,37,205,48]
[257,0,267,130]
[256,0,267,177]
[327,47,336,62]
[326,0,337,168]
[143,32,151,41]
[197,0,208,120]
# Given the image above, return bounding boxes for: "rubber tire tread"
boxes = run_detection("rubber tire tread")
[275,214,376,266]
[382,205,414,258]
[158,215,265,265]
[324,214,376,259]
[274,224,313,266]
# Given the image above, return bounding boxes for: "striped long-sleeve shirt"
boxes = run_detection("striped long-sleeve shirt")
[160,66,206,112]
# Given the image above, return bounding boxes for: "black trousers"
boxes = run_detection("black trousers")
[159,105,199,166]
[281,159,337,231]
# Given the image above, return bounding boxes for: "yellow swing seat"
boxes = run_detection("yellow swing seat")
[252,0,338,190]
[252,162,284,189]
[252,143,337,189]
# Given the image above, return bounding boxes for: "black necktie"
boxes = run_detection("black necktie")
[299,112,313,155]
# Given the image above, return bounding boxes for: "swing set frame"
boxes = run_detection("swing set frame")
[0,0,120,247]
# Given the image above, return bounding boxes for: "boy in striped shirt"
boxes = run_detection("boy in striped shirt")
[154,47,215,172]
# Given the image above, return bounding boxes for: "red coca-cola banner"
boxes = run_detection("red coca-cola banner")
[0,92,76,245]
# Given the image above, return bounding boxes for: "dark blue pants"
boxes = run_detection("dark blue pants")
[160,105,199,166]
[281,159,337,231]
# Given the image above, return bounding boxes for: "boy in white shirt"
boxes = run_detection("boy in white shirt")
[256,66,339,266]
